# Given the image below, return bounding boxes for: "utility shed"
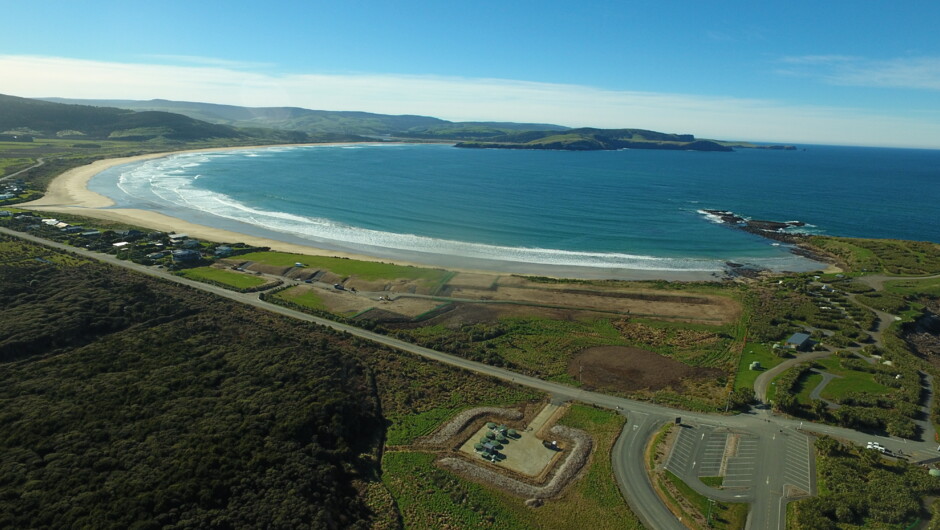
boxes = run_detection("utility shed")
[786,332,813,351]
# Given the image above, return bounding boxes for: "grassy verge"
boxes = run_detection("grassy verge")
[700,476,724,488]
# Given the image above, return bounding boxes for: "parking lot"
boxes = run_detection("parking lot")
[722,435,758,489]
[782,432,813,495]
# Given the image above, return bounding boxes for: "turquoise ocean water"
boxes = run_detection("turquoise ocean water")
[90,143,940,277]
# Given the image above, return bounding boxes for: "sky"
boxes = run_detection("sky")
[1,1,939,148]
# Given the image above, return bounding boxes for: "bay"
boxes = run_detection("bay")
[90,143,940,276]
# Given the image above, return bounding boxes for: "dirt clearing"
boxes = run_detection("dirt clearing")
[570,346,723,392]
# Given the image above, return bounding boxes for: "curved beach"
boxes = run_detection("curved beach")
[21,145,791,281]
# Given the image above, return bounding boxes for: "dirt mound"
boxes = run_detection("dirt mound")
[569,346,722,392]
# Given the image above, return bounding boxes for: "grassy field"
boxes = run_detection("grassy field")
[237,251,452,283]
[810,236,940,275]
[884,277,940,298]
[812,357,891,400]
[794,371,824,405]
[734,342,789,390]
[179,267,268,289]
[272,286,331,313]
[381,405,642,529]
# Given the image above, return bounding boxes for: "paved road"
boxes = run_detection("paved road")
[6,226,940,529]
[808,370,841,408]
[754,349,831,403]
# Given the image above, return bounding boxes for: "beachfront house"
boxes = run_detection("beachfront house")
[171,249,201,263]
[785,332,813,351]
[214,246,233,257]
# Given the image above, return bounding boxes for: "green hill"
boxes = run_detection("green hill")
[455,127,732,152]
[41,97,569,138]
[1,94,360,144]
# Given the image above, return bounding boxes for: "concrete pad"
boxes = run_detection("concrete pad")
[458,404,564,477]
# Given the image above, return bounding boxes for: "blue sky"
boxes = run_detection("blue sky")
[2,1,939,147]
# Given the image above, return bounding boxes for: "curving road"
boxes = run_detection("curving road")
[0,157,44,182]
[6,225,940,529]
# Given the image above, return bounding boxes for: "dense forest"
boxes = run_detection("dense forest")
[0,236,385,528]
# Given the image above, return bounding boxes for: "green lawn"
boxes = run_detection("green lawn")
[795,371,824,405]
[812,357,891,400]
[821,372,890,400]
[272,286,330,312]
[179,267,268,289]
[735,342,789,390]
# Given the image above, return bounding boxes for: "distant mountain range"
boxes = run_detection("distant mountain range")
[2,94,791,151]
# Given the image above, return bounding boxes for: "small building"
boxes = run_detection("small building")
[749,361,762,370]
[117,229,143,241]
[0,211,11,217]
[0,193,15,200]
[785,332,813,351]
[181,239,200,249]
[63,226,83,233]
[171,249,201,263]
[214,245,233,257]
[112,242,130,248]
[147,251,166,260]
[80,230,101,238]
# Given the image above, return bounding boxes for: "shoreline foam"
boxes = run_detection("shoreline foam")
[21,143,798,282]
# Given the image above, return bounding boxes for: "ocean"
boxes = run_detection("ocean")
[89,143,940,278]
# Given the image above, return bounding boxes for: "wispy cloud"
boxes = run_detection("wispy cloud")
[779,55,940,90]
[2,54,939,148]
[142,54,274,69]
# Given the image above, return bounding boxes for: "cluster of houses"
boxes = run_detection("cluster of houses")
[2,211,238,266]
[0,178,25,201]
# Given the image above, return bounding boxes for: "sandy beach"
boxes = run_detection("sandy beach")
[20,145,725,281]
